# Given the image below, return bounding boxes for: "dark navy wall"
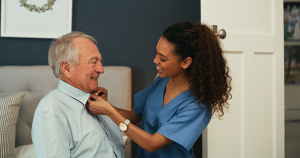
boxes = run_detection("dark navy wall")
[0,0,201,157]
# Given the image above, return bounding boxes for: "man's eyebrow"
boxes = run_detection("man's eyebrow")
[88,57,100,62]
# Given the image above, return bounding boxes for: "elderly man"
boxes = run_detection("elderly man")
[31,31,124,158]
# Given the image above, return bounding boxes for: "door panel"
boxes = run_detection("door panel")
[254,53,274,158]
[201,0,284,157]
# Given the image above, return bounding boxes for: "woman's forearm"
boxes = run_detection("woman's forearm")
[107,107,172,153]
[112,106,141,124]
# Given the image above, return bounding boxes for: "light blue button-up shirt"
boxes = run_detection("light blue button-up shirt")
[32,79,124,158]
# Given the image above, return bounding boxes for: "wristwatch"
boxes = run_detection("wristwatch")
[119,119,130,132]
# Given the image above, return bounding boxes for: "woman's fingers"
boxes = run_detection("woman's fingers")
[93,87,108,96]
[99,93,107,100]
[92,87,108,101]
[87,95,99,115]
[94,87,102,95]
[87,94,112,115]
[90,93,101,101]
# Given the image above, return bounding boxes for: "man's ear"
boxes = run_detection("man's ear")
[182,57,193,69]
[61,61,73,78]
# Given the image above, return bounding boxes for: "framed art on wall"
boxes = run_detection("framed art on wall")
[1,0,72,39]
[284,0,300,84]
[284,45,300,84]
[284,0,300,44]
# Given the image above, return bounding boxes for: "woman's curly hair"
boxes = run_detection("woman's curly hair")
[162,22,232,118]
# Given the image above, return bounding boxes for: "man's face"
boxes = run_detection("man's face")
[69,37,104,93]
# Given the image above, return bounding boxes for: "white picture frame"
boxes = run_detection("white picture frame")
[1,0,72,39]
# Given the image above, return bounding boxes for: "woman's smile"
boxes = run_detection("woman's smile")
[156,66,165,73]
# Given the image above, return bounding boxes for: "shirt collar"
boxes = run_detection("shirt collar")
[58,79,90,105]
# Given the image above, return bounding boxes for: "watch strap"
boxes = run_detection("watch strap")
[124,119,130,125]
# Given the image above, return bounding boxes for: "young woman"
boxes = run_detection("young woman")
[87,22,232,158]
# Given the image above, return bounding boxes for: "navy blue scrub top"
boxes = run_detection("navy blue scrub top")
[134,76,211,158]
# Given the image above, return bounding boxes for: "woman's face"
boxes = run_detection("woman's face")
[154,36,185,78]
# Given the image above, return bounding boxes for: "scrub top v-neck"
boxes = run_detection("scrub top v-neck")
[134,76,211,158]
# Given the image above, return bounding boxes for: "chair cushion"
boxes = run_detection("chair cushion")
[0,91,26,158]
[14,144,36,158]
[0,66,59,147]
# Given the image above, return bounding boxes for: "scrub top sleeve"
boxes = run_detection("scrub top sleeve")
[157,103,211,152]
[133,76,161,119]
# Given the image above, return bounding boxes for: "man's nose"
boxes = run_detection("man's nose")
[95,62,104,74]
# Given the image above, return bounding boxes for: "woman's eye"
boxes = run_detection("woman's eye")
[160,58,166,62]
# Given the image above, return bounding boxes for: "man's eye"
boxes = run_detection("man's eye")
[89,60,97,65]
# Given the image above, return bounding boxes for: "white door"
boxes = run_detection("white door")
[201,0,284,158]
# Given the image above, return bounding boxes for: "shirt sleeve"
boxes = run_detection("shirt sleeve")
[32,105,71,158]
[133,77,161,119]
[157,103,211,152]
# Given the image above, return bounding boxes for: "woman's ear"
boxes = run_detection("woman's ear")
[61,61,73,78]
[182,57,193,69]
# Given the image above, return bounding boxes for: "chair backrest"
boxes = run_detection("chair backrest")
[0,65,132,147]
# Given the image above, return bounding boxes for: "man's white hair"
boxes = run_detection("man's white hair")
[48,31,97,78]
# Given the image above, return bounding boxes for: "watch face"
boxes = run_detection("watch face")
[119,123,127,131]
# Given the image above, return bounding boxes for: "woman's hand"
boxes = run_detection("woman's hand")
[92,87,108,101]
[86,94,113,116]
[87,94,172,154]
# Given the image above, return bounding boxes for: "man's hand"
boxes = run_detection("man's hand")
[93,87,108,101]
